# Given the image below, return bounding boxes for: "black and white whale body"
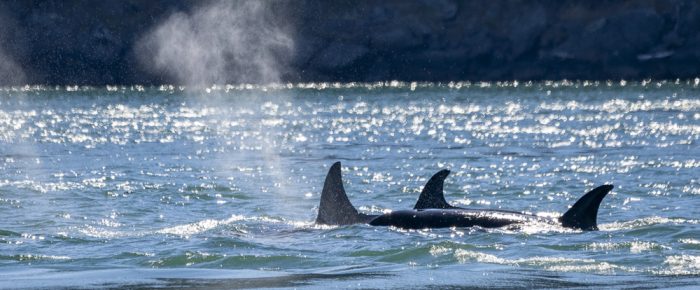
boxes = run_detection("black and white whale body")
[316,162,614,230]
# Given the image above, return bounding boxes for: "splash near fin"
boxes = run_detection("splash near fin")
[315,162,372,225]
[414,169,455,209]
[559,185,614,230]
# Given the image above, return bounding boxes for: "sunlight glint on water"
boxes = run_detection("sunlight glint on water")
[0,81,699,288]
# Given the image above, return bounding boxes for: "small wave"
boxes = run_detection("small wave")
[147,251,307,268]
[1,180,82,194]
[501,222,575,235]
[0,229,21,237]
[585,241,671,253]
[679,238,700,245]
[453,249,634,274]
[655,255,700,275]
[77,214,311,239]
[600,216,698,231]
[428,245,453,256]
[544,262,630,273]
[156,215,247,237]
[308,223,341,231]
[454,249,513,265]
[455,250,596,266]
[148,251,222,267]
[452,248,700,275]
[115,251,156,258]
[0,254,71,262]
[78,225,130,239]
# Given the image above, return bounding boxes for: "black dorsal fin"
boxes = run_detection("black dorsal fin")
[315,162,373,225]
[559,185,614,230]
[414,169,455,209]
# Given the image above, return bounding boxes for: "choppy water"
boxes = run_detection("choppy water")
[1,81,699,289]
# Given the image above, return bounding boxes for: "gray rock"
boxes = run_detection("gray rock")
[420,0,458,20]
[550,8,665,62]
[1,0,699,84]
[370,24,426,51]
[309,41,370,70]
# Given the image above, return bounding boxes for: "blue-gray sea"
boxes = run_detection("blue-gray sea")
[1,81,699,289]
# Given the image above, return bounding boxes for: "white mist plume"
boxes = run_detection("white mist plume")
[137,1,300,212]
[138,0,294,85]
[0,9,26,85]
[0,49,25,85]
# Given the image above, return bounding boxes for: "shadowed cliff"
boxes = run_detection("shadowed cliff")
[1,0,699,85]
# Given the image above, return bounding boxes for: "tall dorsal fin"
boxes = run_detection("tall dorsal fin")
[559,185,614,230]
[315,162,374,225]
[414,169,455,209]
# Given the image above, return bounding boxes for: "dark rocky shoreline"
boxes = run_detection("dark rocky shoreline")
[1,0,699,85]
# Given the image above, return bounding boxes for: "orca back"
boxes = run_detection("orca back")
[370,209,526,229]
[411,168,614,231]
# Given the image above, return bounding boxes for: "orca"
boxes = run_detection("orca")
[413,169,614,230]
[315,162,613,231]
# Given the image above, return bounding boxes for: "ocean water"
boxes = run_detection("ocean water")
[0,81,699,289]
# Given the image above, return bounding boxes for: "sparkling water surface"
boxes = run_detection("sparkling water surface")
[1,81,699,288]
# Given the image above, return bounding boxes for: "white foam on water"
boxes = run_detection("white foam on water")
[453,249,636,274]
[656,255,700,275]
[600,216,699,231]
[75,214,312,239]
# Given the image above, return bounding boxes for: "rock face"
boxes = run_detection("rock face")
[1,0,699,85]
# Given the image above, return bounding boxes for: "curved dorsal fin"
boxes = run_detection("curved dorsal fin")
[414,169,455,209]
[559,185,614,230]
[315,162,370,225]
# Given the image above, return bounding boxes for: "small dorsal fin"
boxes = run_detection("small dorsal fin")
[315,162,373,225]
[559,185,614,230]
[414,169,455,209]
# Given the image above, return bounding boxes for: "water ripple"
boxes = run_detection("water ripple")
[1,83,699,286]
